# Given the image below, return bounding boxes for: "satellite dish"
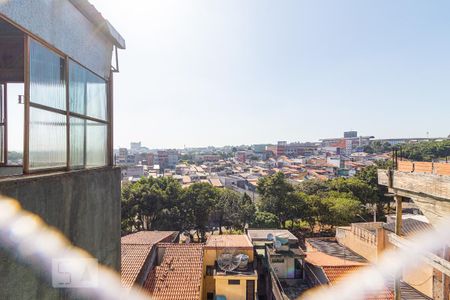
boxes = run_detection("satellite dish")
[234,254,249,270]
[267,233,274,241]
[275,233,289,245]
[274,240,282,250]
[217,250,240,272]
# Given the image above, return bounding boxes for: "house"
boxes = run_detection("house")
[144,243,204,300]
[305,237,431,300]
[121,231,178,289]
[203,235,258,300]
[378,160,450,298]
[247,229,307,300]
[0,1,124,298]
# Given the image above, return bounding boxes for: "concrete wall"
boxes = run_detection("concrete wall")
[214,276,257,300]
[0,1,112,79]
[0,167,121,299]
[336,226,383,263]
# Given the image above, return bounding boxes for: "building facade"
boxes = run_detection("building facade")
[0,1,125,299]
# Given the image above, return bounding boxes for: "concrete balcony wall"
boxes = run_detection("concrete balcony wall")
[0,167,121,299]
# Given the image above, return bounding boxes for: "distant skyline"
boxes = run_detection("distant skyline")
[7,1,450,150]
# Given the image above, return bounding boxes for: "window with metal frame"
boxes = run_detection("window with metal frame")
[26,37,109,172]
[28,39,67,170]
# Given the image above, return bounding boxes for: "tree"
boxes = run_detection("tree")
[355,160,393,216]
[328,177,378,205]
[210,189,240,234]
[183,182,219,242]
[321,191,361,227]
[285,191,309,229]
[257,172,294,227]
[250,211,279,228]
[238,194,256,230]
[296,179,329,196]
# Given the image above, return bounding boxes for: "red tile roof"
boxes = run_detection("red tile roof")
[322,266,394,300]
[144,243,204,300]
[121,231,177,289]
[121,244,154,289]
[121,231,177,245]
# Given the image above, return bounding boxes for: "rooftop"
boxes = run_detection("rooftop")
[144,243,204,300]
[306,238,367,264]
[205,234,253,249]
[247,229,298,243]
[383,219,434,237]
[70,0,125,48]
[121,231,177,245]
[322,265,394,300]
[121,231,177,288]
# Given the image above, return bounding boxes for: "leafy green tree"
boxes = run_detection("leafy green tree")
[250,211,279,228]
[355,160,393,216]
[238,193,256,229]
[285,191,309,229]
[328,177,378,205]
[296,179,329,196]
[321,191,361,227]
[401,140,450,161]
[257,172,294,227]
[183,182,219,242]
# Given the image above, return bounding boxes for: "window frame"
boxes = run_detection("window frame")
[23,36,111,174]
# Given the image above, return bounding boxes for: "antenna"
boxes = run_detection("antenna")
[274,240,282,250]
[217,249,240,272]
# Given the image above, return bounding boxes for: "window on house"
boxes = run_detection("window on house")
[69,60,108,168]
[271,257,285,263]
[228,279,240,285]
[206,293,214,300]
[26,38,109,172]
[29,40,67,170]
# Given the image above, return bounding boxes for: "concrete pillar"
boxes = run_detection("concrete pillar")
[394,195,403,300]
[395,195,403,236]
[442,247,449,300]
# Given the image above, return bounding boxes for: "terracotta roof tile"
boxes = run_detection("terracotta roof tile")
[121,244,153,289]
[121,231,177,245]
[144,243,204,300]
[121,231,177,289]
[322,265,394,300]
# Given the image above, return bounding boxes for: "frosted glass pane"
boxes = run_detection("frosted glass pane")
[29,107,66,169]
[69,60,107,120]
[86,75,107,120]
[30,40,66,110]
[69,61,86,115]
[86,121,107,167]
[70,117,85,167]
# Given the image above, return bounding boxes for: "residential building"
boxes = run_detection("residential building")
[121,231,178,289]
[0,1,125,298]
[203,235,258,300]
[344,130,358,138]
[378,160,450,299]
[304,238,430,300]
[130,141,141,152]
[118,147,129,164]
[236,151,247,163]
[247,229,307,299]
[144,243,204,300]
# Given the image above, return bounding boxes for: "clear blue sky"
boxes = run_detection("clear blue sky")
[85,1,450,148]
